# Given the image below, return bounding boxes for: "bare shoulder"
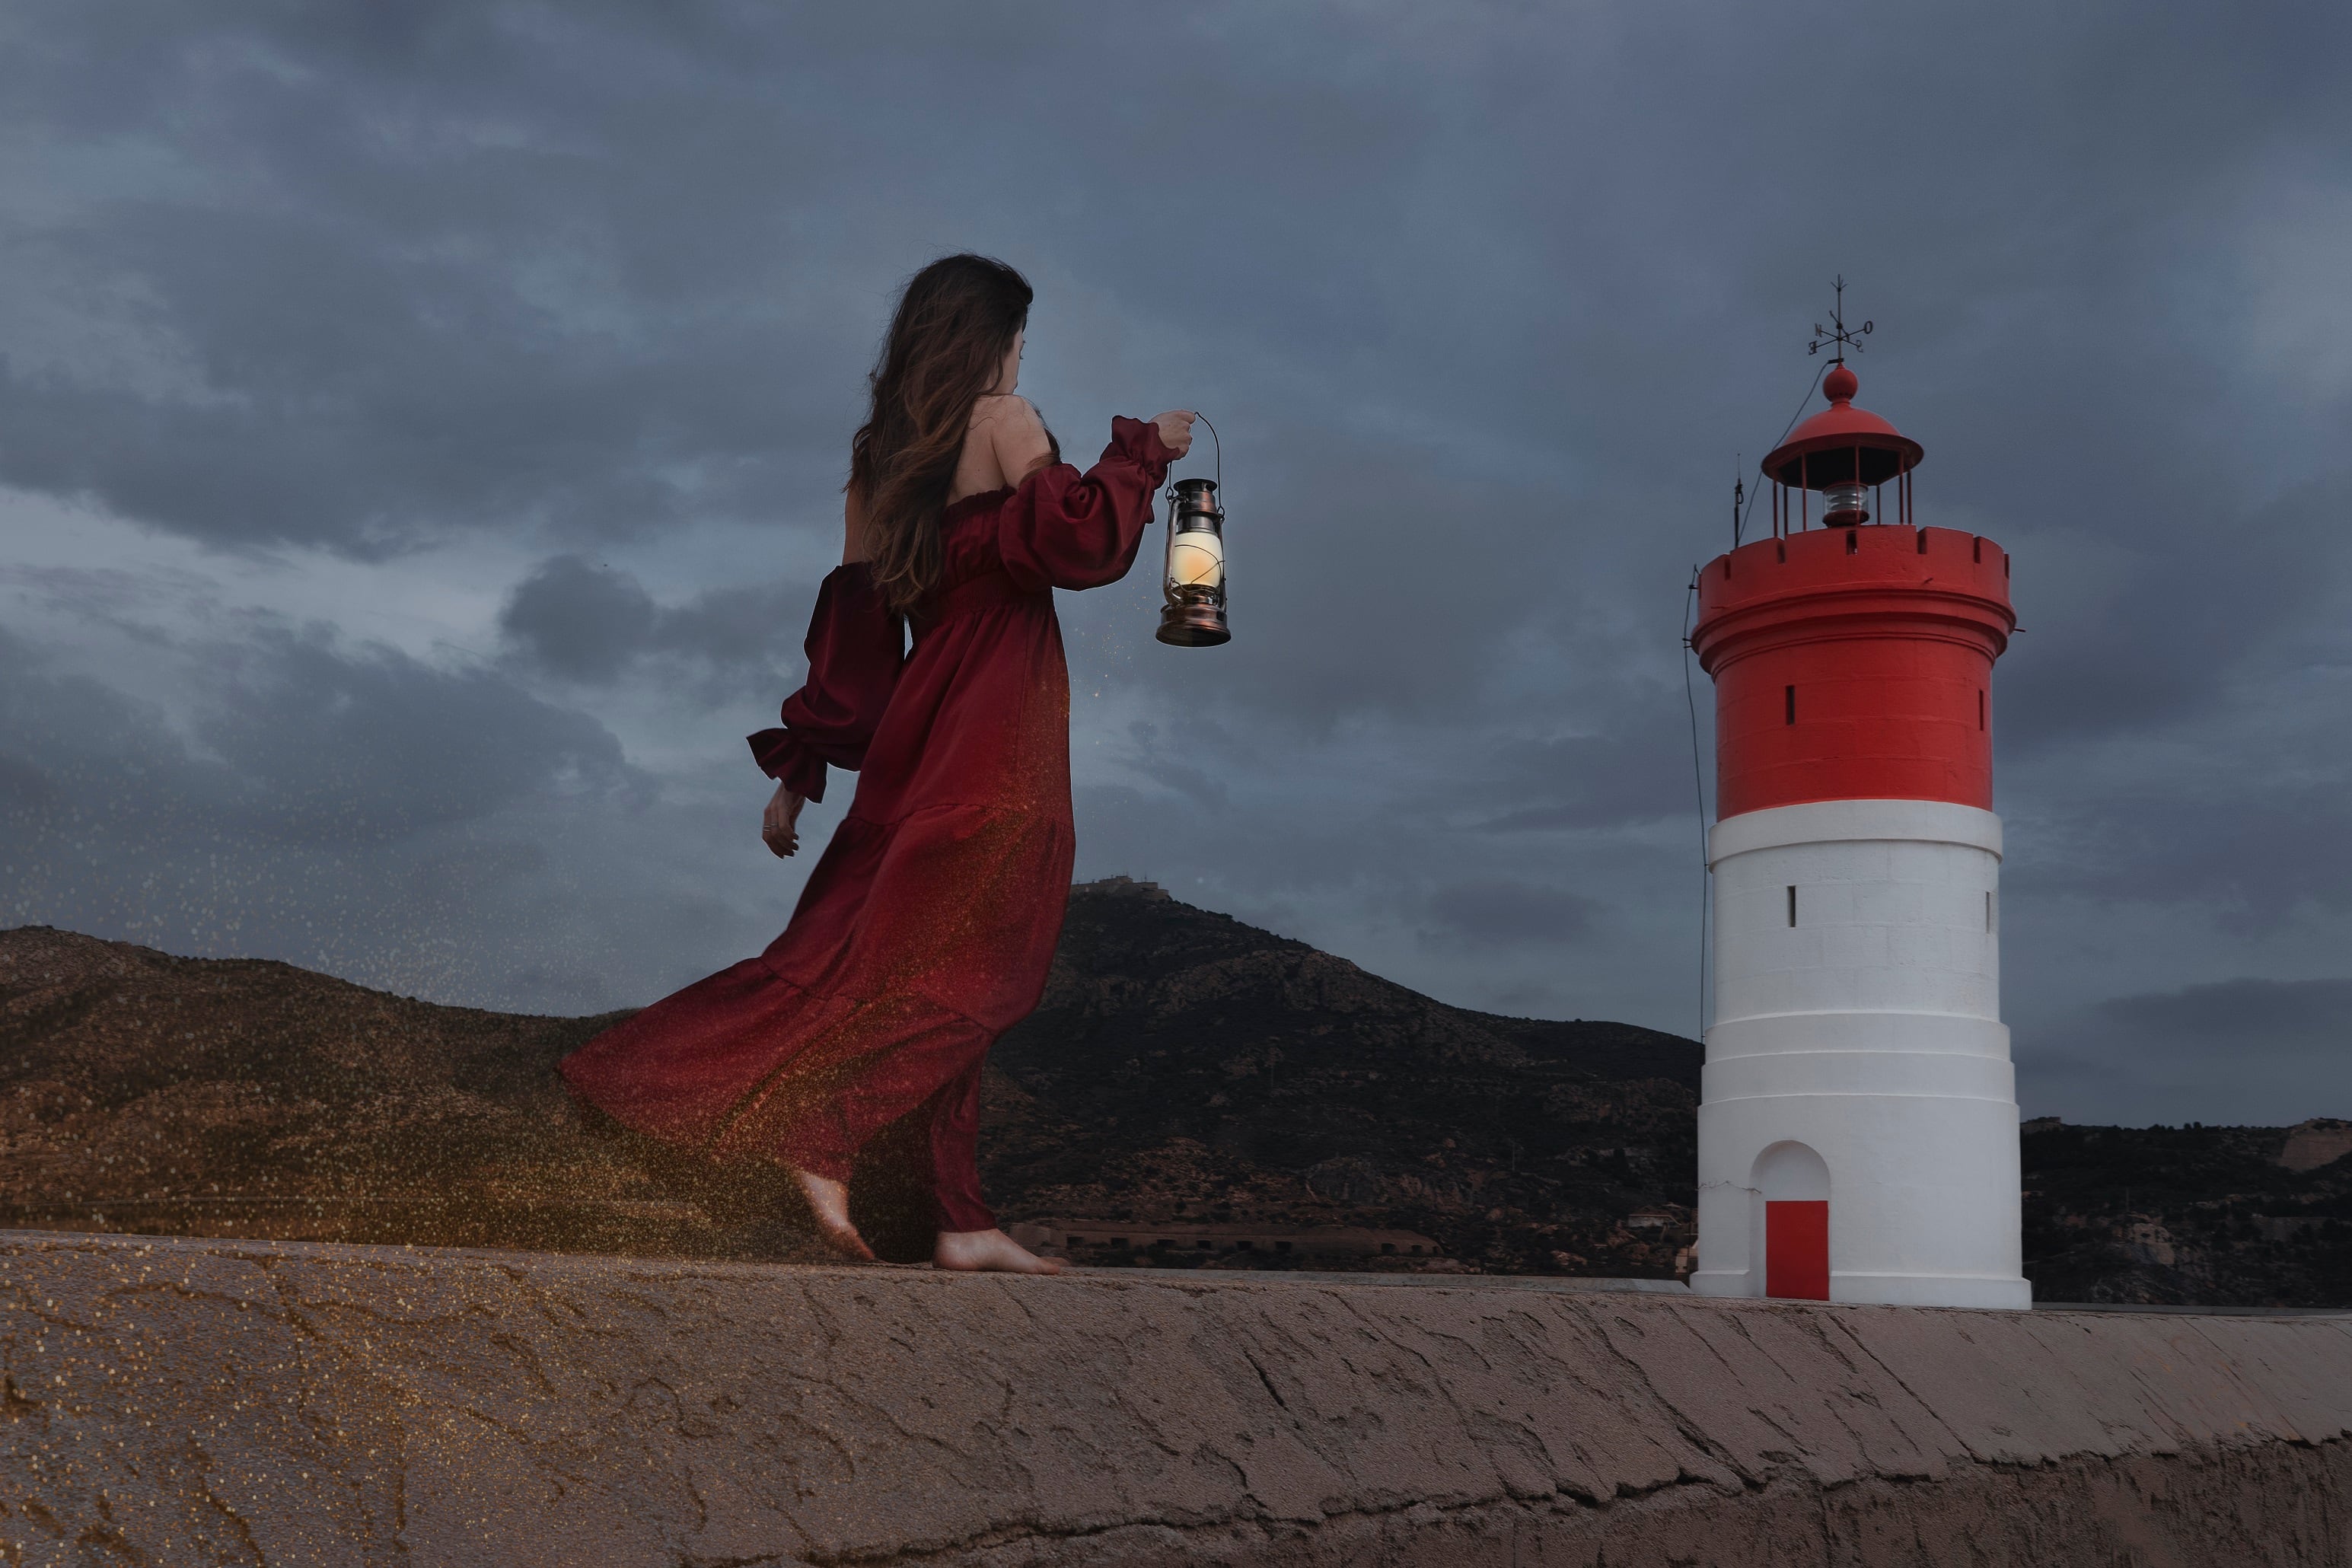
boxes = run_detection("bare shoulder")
[970,392,1044,432]
[969,394,1055,486]
[971,394,1052,462]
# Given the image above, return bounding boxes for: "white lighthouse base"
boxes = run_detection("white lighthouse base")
[1691,1094,2031,1309]
[1692,799,2030,1311]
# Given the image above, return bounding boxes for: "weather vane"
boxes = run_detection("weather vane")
[1807,275,1872,363]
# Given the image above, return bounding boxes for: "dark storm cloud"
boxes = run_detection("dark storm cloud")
[2105,978,2352,1045]
[1462,725,1698,836]
[0,5,869,556]
[0,2,2344,1120]
[2022,978,2352,1127]
[1419,881,1598,950]
[194,622,649,842]
[0,210,833,556]
[500,557,658,682]
[2016,769,2352,931]
[498,554,815,691]
[1993,472,2352,760]
[0,617,643,851]
[0,610,696,1008]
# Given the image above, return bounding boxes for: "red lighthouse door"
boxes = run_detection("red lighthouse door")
[1766,1201,1830,1300]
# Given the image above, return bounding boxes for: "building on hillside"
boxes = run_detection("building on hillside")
[1686,355,2030,1310]
[1074,875,1174,901]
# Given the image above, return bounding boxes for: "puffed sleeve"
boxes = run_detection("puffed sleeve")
[996,416,1178,593]
[744,562,904,803]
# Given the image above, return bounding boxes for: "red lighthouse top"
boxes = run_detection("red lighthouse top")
[1761,364,1923,489]
[1695,337,2013,819]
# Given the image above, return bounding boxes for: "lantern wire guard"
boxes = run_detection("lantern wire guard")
[1155,413,1229,647]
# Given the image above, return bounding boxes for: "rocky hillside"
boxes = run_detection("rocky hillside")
[982,878,1700,1275]
[0,880,1700,1275]
[0,923,835,1262]
[10,882,2344,1302]
[2022,1117,2352,1306]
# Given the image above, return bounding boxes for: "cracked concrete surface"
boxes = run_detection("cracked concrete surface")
[3,1232,2350,1565]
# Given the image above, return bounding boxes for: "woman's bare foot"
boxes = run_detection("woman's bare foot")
[934,1229,1066,1273]
[793,1168,875,1261]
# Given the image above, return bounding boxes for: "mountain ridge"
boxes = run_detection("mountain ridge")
[7,880,2350,1302]
[0,880,1701,1274]
[979,878,1700,1273]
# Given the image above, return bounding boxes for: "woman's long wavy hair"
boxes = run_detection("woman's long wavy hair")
[851,253,1040,614]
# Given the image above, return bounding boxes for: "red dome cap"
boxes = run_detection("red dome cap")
[1761,365,1923,489]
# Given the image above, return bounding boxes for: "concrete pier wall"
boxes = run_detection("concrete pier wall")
[4,1230,2351,1566]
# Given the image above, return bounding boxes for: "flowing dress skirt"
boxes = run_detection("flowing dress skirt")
[559,418,1174,1229]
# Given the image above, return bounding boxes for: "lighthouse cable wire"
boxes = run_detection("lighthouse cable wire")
[1681,570,1708,1041]
[1732,361,1829,549]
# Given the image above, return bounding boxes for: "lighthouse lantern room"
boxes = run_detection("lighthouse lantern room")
[1688,336,2028,1310]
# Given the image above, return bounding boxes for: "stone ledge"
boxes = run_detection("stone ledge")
[5,1230,2351,1566]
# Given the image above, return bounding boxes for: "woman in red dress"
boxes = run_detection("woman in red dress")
[560,254,1193,1273]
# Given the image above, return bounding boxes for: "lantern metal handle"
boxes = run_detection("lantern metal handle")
[1164,412,1219,506]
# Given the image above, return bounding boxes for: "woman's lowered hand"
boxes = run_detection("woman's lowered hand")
[762,782,806,858]
[1151,410,1196,458]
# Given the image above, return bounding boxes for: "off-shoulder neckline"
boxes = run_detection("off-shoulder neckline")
[942,484,1015,521]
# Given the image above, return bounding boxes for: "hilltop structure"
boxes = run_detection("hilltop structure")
[1688,361,2029,1308]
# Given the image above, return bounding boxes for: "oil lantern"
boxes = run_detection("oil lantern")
[1155,417,1229,646]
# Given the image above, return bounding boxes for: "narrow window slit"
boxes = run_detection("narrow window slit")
[1785,685,1796,725]
[1978,690,1986,730]
[1845,529,1859,554]
[1917,529,1929,554]
[1986,891,1996,932]
[1786,886,1798,927]
[1972,537,1984,563]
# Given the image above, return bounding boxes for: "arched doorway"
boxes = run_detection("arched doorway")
[1752,1141,1830,1300]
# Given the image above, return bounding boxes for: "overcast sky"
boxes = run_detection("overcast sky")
[2,2,2346,1127]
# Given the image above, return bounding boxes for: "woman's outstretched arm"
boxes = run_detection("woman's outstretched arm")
[996,412,1194,592]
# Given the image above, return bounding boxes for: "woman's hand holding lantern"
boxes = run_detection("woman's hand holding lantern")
[1152,411,1196,458]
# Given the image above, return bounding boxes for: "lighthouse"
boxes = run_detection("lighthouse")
[1687,349,2028,1310]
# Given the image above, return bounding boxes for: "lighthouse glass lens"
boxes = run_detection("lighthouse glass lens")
[1822,482,1869,526]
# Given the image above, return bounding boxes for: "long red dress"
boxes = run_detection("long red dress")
[559,416,1175,1232]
